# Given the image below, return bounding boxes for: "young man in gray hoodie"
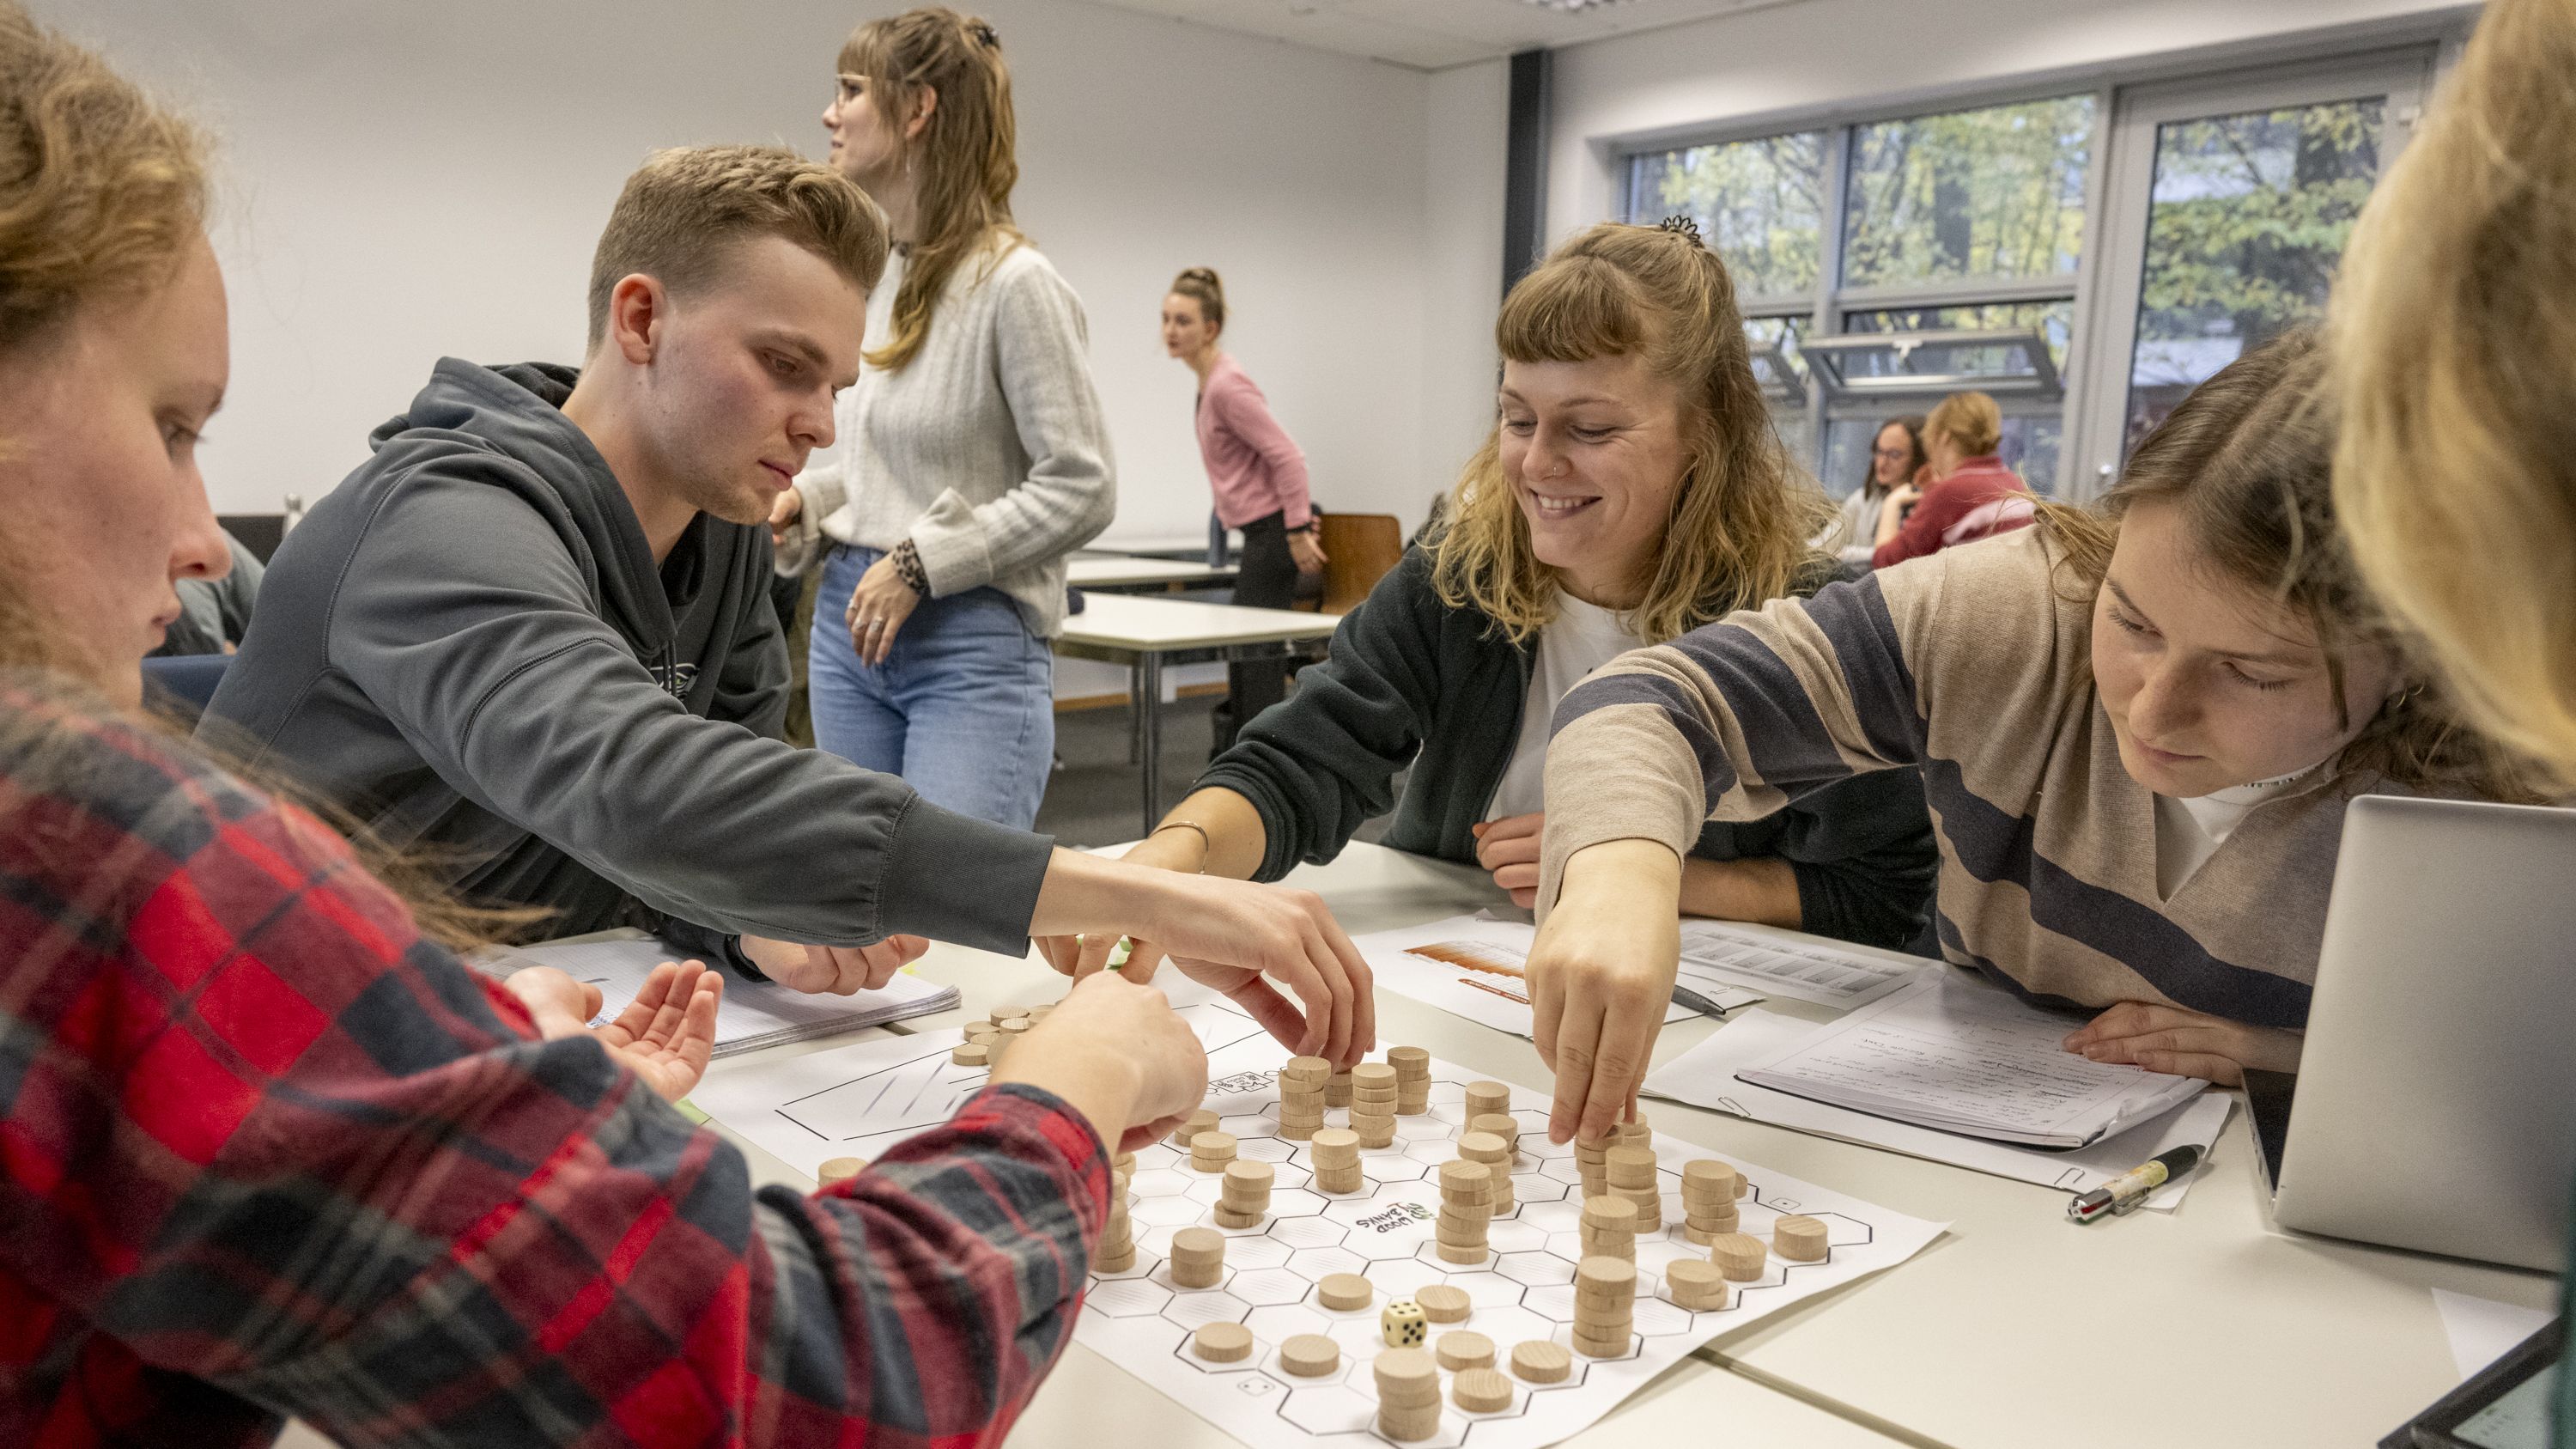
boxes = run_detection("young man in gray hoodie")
[205,144,1372,1063]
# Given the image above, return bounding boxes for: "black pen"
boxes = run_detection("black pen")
[2067,1145,2203,1222]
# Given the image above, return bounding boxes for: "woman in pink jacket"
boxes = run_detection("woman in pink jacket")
[1163,266,1327,752]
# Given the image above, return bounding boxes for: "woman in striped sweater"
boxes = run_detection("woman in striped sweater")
[1524,332,2530,1142]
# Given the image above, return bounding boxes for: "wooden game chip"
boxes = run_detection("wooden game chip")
[1308,1127,1360,1154]
[1413,1284,1471,1323]
[1193,1322,1253,1362]
[951,1042,990,1066]
[1574,1256,1637,1292]
[1170,1227,1226,1263]
[1681,1159,1740,1196]
[1571,1330,1631,1359]
[1774,1215,1830,1262]
[1603,1147,1658,1187]
[817,1157,866,1188]
[1318,1272,1375,1311]
[1352,1062,1399,1088]
[1222,1160,1275,1190]
[1371,1347,1438,1395]
[1510,1339,1571,1384]
[1437,1160,1492,1189]
[1433,1330,1494,1372]
[1456,1130,1508,1160]
[1467,1112,1519,1142]
[1279,1334,1340,1376]
[1451,1367,1513,1413]
[1580,1196,1637,1229]
[1464,1081,1512,1116]
[1283,1054,1333,1081]
[1708,1232,1767,1281]
[1212,1209,1263,1228]
[1436,1243,1489,1263]
[1665,1259,1728,1311]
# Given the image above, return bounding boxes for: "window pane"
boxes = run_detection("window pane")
[1821,417,1891,500]
[1842,96,2095,287]
[1746,315,1806,399]
[1626,133,1828,296]
[1838,301,2074,377]
[2122,97,2382,452]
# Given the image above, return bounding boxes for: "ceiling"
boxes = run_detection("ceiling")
[1092,0,1814,71]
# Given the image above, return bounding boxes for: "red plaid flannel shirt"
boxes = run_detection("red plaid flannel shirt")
[0,682,1108,1447]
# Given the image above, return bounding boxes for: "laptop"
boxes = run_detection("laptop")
[2267,795,2576,1271]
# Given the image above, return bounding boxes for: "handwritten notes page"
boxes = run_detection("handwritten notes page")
[1735,973,2206,1148]
[1675,920,1923,1008]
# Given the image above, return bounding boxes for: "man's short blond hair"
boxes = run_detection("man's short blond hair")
[586,144,889,349]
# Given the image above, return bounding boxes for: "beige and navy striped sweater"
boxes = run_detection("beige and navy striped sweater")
[1539,528,2443,1029]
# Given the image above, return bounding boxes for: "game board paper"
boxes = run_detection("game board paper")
[695,1002,1943,1449]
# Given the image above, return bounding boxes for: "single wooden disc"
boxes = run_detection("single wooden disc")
[1774,1214,1830,1262]
[1465,1081,1513,1112]
[1456,1130,1508,1161]
[1283,1054,1333,1081]
[1574,1255,1637,1292]
[1223,1159,1275,1190]
[1318,1272,1375,1311]
[1170,1227,1226,1261]
[1708,1232,1768,1280]
[1413,1283,1471,1323]
[1510,1339,1571,1384]
[1194,1322,1254,1362]
[1309,1127,1360,1153]
[1666,1259,1725,1296]
[1371,1346,1438,1391]
[816,1157,866,1188]
[1433,1330,1496,1372]
[1437,1160,1492,1189]
[951,1042,989,1066]
[1452,1367,1514,1413]
[1388,1044,1431,1068]
[1280,1333,1340,1376]
[1352,1062,1400,1088]
[1580,1196,1638,1228]
[1603,1146,1659,1184]
[1468,1112,1519,1142]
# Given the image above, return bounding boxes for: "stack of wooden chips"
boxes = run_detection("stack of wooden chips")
[1216,1159,1273,1227]
[1189,1130,1239,1173]
[1680,1160,1743,1244]
[1664,1258,1728,1311]
[1372,1347,1442,1442]
[1577,1195,1637,1260]
[1326,1070,1353,1109]
[1435,1160,1492,1263]
[1169,1226,1225,1288]
[1348,1062,1400,1148]
[1468,1112,1520,1166]
[963,1020,999,1052]
[1309,1128,1363,1193]
[1571,1256,1636,1358]
[1095,1164,1136,1273]
[1278,1055,1330,1141]
[1603,1146,1662,1231]
[1388,1045,1432,1115]
[1614,1112,1652,1147]
[1464,1081,1512,1120]
[1455,1132,1514,1214]
[1573,1134,1612,1198]
[1173,1108,1218,1149]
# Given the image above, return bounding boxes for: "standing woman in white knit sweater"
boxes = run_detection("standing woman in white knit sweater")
[773,6,1114,828]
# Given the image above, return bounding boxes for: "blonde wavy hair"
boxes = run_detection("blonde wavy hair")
[2330,0,2576,788]
[1431,222,1832,645]
[840,7,1024,374]
[2044,332,2533,801]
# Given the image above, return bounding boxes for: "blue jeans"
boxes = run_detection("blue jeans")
[809,545,1055,830]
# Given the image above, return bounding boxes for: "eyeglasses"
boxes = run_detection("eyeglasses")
[1872,447,1913,462]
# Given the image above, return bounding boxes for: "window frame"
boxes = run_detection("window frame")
[1615,45,2445,499]
[2061,49,2433,494]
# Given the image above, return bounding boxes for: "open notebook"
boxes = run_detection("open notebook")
[484,932,958,1058]
[1735,973,2207,1150]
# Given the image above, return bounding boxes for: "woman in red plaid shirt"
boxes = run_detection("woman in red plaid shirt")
[0,9,1224,1445]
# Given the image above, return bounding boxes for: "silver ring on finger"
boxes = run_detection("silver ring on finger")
[864,618,886,634]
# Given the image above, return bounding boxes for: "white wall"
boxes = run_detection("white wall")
[1546,0,2476,241]
[1419,59,1510,502]
[43,0,1476,547]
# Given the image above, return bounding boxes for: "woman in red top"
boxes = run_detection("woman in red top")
[1871,389,2035,567]
[1163,266,1327,752]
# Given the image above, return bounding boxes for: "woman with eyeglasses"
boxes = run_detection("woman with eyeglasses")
[1814,413,1924,569]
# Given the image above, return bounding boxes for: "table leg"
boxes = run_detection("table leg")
[1138,652,1163,837]
[1127,662,1145,765]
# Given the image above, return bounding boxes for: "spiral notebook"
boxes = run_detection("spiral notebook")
[485,931,958,1058]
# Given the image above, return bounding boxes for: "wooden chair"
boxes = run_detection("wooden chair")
[1311,513,1404,614]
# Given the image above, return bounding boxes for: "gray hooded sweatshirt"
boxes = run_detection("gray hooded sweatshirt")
[204,358,1052,959]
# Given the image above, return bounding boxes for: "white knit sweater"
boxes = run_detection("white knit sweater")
[781,239,1115,637]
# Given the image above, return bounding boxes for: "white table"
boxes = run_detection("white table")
[1054,594,1341,835]
[858,841,2557,1449]
[1067,553,1241,592]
